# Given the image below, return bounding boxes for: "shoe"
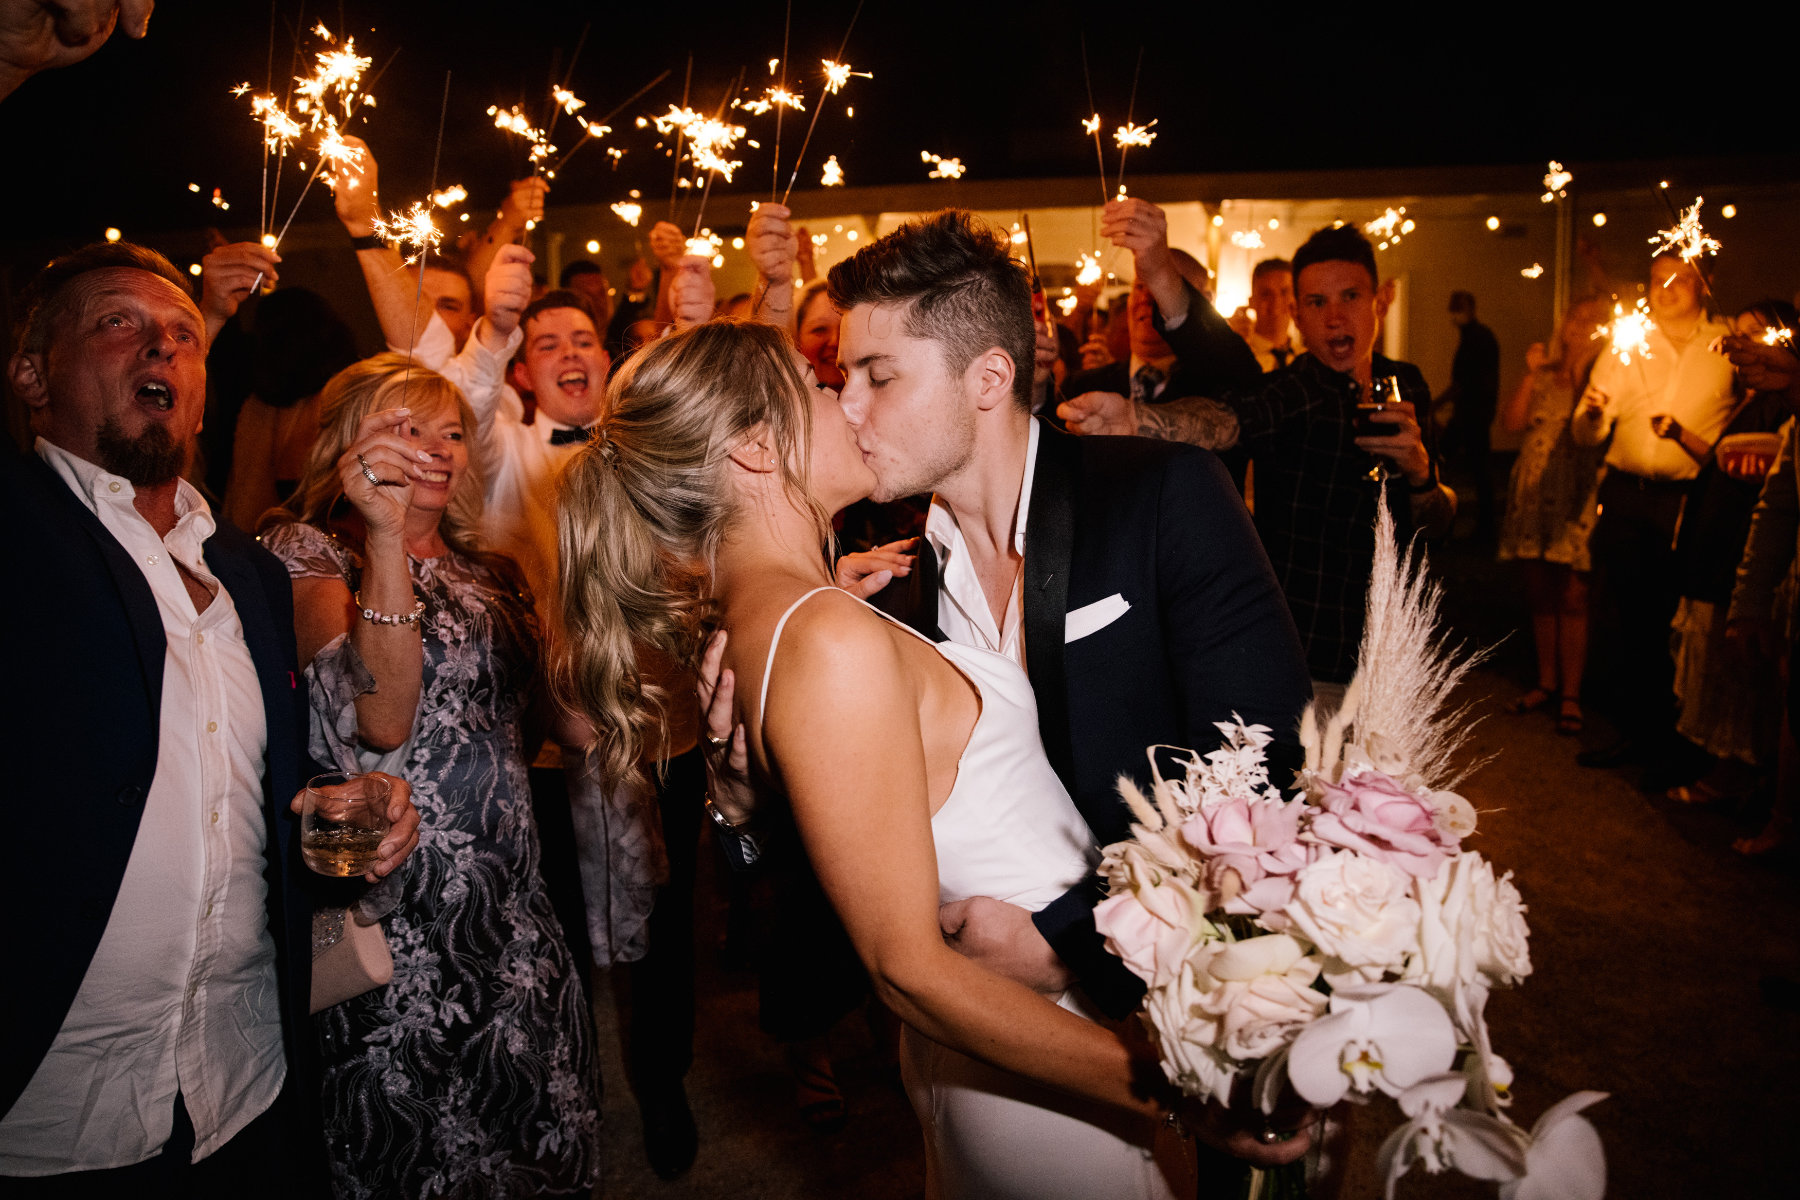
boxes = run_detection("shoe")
[641,1086,698,1180]
[788,1041,847,1135]
[1507,687,1556,716]
[1576,738,1639,768]
[1556,696,1584,737]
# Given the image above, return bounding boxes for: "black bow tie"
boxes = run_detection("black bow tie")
[548,425,592,447]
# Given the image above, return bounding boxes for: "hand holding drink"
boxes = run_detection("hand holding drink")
[302,772,393,877]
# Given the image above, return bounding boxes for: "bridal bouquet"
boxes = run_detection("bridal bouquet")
[1095,496,1606,1198]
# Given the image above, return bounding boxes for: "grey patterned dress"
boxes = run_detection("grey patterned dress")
[261,520,601,1200]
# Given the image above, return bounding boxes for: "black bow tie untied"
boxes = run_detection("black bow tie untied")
[548,425,592,447]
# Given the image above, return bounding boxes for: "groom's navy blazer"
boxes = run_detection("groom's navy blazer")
[876,421,1310,1016]
[1,450,319,1124]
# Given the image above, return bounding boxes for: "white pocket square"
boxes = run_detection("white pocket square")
[1064,593,1131,643]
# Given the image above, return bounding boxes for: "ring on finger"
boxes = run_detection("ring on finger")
[1257,1127,1286,1145]
[357,453,381,486]
[705,732,730,748]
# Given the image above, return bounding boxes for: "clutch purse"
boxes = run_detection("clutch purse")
[309,907,394,1013]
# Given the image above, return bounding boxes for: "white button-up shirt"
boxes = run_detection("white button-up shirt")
[1576,315,1735,480]
[926,420,1040,667]
[0,442,282,1174]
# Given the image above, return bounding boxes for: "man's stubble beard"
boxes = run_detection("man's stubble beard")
[95,417,187,487]
[866,400,977,504]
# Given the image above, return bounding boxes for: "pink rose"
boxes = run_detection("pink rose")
[1306,770,1458,879]
[1095,879,1203,988]
[1180,795,1314,901]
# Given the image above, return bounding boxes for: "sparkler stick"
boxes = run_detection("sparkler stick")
[1079,34,1109,207]
[547,67,670,176]
[1651,183,1726,312]
[542,22,590,153]
[773,0,791,200]
[1114,46,1145,198]
[398,71,453,410]
[778,0,868,205]
[689,70,748,241]
[1021,213,1058,349]
[669,55,692,220]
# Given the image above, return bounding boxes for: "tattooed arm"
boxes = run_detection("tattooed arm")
[1057,391,1242,451]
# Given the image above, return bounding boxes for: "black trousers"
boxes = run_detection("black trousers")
[621,746,707,1097]
[1587,469,1690,747]
[0,1075,322,1200]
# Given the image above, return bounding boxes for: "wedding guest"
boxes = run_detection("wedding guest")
[560,259,615,330]
[1572,252,1734,786]
[1235,258,1301,372]
[259,355,600,1198]
[1663,301,1798,805]
[1496,296,1608,735]
[1,241,417,1195]
[1437,291,1501,540]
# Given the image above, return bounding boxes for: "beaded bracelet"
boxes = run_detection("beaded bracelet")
[353,591,426,627]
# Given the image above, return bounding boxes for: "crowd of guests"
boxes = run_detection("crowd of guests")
[7,19,1800,1192]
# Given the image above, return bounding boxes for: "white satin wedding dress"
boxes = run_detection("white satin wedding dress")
[760,588,1191,1200]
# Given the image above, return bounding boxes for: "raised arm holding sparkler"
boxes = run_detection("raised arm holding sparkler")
[468,175,548,298]
[331,135,436,354]
[745,202,799,334]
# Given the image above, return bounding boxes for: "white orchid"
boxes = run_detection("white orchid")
[1377,1073,1528,1198]
[1286,983,1458,1105]
[1498,1091,1609,1200]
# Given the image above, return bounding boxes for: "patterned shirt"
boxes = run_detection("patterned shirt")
[1223,352,1425,684]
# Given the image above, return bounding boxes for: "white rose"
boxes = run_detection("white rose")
[1192,935,1329,1060]
[1141,963,1236,1105]
[1283,849,1421,977]
[1403,854,1482,1001]
[1469,859,1532,986]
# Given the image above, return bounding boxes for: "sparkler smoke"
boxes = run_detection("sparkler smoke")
[921,151,965,180]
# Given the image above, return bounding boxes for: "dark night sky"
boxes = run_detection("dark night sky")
[2,0,1794,244]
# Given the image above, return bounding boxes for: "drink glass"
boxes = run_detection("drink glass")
[1354,375,1403,483]
[301,772,393,877]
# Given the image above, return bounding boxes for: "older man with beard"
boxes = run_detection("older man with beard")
[0,242,417,1196]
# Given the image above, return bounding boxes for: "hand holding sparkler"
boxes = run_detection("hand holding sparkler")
[746,202,799,330]
[493,176,549,241]
[198,242,281,345]
[480,244,535,349]
[669,255,716,330]
[1720,334,1800,397]
[329,135,379,237]
[1058,390,1136,437]
[1101,197,1186,323]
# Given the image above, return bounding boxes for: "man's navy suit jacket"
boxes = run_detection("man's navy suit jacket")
[875,421,1310,1017]
[1,450,318,1123]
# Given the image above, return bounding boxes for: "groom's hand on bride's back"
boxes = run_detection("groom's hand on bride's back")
[938,896,1074,993]
[834,538,918,599]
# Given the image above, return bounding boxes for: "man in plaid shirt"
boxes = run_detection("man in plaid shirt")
[1061,220,1455,699]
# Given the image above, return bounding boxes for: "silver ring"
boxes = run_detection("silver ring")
[357,453,380,486]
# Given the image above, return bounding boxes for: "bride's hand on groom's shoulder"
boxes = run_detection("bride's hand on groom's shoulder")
[938,896,1074,994]
[835,539,917,599]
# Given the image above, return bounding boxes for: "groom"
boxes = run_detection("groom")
[824,211,1311,1021]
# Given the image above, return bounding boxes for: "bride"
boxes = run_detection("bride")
[554,317,1192,1198]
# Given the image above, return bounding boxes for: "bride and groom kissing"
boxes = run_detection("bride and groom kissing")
[555,209,1315,1198]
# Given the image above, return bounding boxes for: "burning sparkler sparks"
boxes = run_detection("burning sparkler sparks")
[372,202,442,265]
[1082,114,1101,136]
[553,86,586,116]
[1596,299,1655,365]
[488,104,554,171]
[1541,160,1572,203]
[430,185,467,208]
[1649,196,1721,264]
[686,228,726,268]
[820,155,844,187]
[1113,120,1157,149]
[820,59,871,95]
[1521,263,1545,279]
[611,199,643,226]
[1074,253,1102,287]
[921,151,965,179]
[1229,229,1265,250]
[1362,206,1415,250]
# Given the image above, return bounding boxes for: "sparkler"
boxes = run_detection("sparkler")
[778,0,869,205]
[1112,47,1149,198]
[1362,206,1415,250]
[1075,253,1102,287]
[487,104,555,172]
[820,155,844,187]
[545,67,668,177]
[371,202,442,264]
[1079,34,1110,206]
[1521,263,1545,279]
[1019,213,1058,350]
[1649,194,1720,265]
[612,200,644,226]
[1229,229,1265,250]
[921,151,965,180]
[1595,298,1655,366]
[1541,160,1572,203]
[430,184,467,208]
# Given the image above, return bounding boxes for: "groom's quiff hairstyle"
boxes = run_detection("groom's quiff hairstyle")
[826,209,1036,411]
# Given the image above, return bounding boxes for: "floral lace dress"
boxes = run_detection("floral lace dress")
[260,520,600,1199]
